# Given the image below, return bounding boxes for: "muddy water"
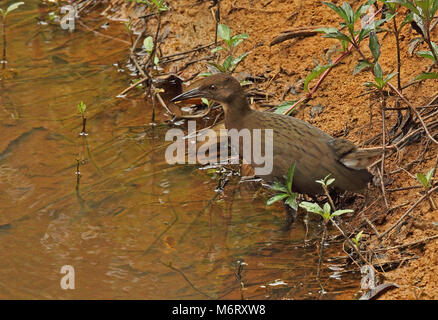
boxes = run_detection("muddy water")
[0,2,360,299]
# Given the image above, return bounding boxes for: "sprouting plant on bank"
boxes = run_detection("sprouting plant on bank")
[206,24,250,74]
[315,1,395,73]
[388,0,438,80]
[416,167,437,210]
[0,2,24,70]
[352,230,364,248]
[266,162,299,211]
[77,101,88,136]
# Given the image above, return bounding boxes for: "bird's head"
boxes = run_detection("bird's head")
[171,73,243,105]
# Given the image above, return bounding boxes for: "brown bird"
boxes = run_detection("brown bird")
[171,73,383,196]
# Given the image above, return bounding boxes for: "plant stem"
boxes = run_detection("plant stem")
[317,221,327,286]
[424,18,438,67]
[393,18,401,90]
[2,16,6,70]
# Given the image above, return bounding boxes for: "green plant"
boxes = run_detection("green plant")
[416,167,437,209]
[389,0,438,80]
[0,2,24,18]
[316,1,395,74]
[304,64,333,92]
[207,24,250,74]
[299,201,353,221]
[0,2,24,71]
[266,162,298,211]
[77,101,87,135]
[143,36,159,66]
[352,230,364,248]
[274,101,298,115]
[316,1,394,53]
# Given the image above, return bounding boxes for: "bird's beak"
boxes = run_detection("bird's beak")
[171,86,204,102]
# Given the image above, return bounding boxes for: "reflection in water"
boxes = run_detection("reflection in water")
[0,1,360,299]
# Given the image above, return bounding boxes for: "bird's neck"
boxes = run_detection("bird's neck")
[222,92,252,128]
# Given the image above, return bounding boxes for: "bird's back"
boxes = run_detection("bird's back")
[227,110,372,195]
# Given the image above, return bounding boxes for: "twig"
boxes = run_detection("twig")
[374,234,438,252]
[388,83,438,146]
[379,185,438,239]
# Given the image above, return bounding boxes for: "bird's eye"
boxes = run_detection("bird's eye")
[209,84,217,91]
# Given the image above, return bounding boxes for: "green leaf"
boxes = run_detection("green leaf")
[231,39,244,48]
[342,2,354,23]
[201,98,210,106]
[154,55,159,66]
[211,46,224,54]
[355,230,364,242]
[416,50,436,62]
[323,202,331,215]
[426,168,435,183]
[231,33,249,40]
[231,33,248,43]
[363,81,379,88]
[267,193,289,206]
[77,101,86,114]
[384,72,398,83]
[432,0,438,17]
[326,178,335,186]
[299,201,323,215]
[286,162,296,194]
[322,2,349,23]
[416,172,429,187]
[270,181,288,193]
[285,194,298,211]
[6,2,24,15]
[331,209,354,217]
[274,101,297,115]
[369,32,380,61]
[388,0,420,16]
[401,11,414,29]
[217,24,231,41]
[222,55,233,71]
[374,62,383,79]
[353,60,372,75]
[230,52,250,71]
[143,36,154,53]
[304,64,332,92]
[321,31,352,43]
[207,62,226,73]
[354,0,376,23]
[314,27,340,34]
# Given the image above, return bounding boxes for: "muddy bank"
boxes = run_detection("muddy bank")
[79,0,438,299]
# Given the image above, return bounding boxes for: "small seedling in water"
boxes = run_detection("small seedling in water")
[77,101,88,136]
[299,201,353,222]
[416,168,436,210]
[0,2,24,70]
[204,24,250,74]
[266,162,298,211]
[299,175,353,284]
